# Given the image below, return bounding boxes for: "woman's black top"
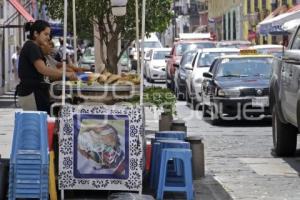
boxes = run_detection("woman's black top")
[17,40,50,114]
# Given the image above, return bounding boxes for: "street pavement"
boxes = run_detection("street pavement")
[1,84,300,199]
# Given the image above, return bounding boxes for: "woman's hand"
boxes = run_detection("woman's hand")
[66,71,78,81]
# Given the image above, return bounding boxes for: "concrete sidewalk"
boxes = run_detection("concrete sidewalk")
[0,106,232,200]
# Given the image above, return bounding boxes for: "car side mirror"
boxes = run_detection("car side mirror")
[184,64,193,70]
[203,72,213,78]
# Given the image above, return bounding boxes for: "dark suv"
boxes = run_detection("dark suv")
[270,26,300,156]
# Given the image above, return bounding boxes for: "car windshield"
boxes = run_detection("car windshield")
[216,58,273,78]
[175,42,215,56]
[197,52,238,67]
[153,51,170,60]
[83,48,95,59]
[142,41,162,48]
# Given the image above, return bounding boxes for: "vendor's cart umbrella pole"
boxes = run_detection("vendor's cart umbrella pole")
[135,0,140,75]
[73,0,78,66]
[140,0,146,106]
[62,0,68,107]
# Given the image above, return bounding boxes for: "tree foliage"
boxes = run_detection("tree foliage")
[43,0,173,73]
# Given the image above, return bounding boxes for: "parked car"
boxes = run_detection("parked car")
[216,40,252,49]
[129,33,163,60]
[202,53,273,124]
[174,49,197,100]
[165,40,216,91]
[185,48,239,109]
[117,51,131,73]
[269,25,300,156]
[78,47,95,72]
[144,48,171,82]
[248,44,284,57]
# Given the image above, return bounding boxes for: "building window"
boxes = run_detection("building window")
[233,11,236,40]
[262,0,266,9]
[0,3,3,19]
[228,13,231,40]
[223,14,226,40]
[247,0,251,13]
[254,0,258,9]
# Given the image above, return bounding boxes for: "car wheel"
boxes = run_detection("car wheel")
[175,86,183,101]
[171,79,175,92]
[211,104,221,125]
[150,77,154,83]
[186,89,191,105]
[272,105,297,157]
[191,97,198,110]
[202,104,210,118]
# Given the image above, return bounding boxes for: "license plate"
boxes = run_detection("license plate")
[252,97,269,107]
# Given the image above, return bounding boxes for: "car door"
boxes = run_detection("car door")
[202,59,219,105]
[281,27,300,124]
[179,50,196,82]
[145,50,153,77]
[186,52,199,96]
[166,46,176,81]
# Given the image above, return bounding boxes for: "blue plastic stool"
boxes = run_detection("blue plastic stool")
[149,136,181,188]
[155,131,186,140]
[156,148,194,200]
[8,111,49,200]
[151,140,190,190]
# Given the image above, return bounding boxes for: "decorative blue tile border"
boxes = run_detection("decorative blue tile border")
[59,105,144,191]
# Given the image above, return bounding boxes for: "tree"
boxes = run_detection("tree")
[44,0,173,74]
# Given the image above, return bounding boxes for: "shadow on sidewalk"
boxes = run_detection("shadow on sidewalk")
[143,174,233,200]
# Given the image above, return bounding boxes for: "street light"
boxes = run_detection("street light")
[111,0,128,16]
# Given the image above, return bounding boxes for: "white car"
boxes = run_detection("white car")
[144,48,171,82]
[186,48,239,109]
[129,33,163,60]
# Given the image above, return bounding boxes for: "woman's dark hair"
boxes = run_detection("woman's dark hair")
[24,20,50,40]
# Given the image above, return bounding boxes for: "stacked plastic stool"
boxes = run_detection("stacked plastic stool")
[156,148,193,200]
[8,111,49,200]
[149,131,187,189]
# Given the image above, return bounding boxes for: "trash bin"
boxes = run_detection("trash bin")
[185,136,204,179]
[0,157,9,200]
[171,119,187,132]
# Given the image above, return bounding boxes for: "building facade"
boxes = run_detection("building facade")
[0,0,35,94]
[208,0,242,41]
[208,0,299,43]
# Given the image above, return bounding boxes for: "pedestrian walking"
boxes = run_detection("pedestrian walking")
[11,46,21,82]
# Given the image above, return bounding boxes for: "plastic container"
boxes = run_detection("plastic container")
[47,117,56,151]
[145,141,151,172]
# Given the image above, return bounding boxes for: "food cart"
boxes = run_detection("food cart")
[57,0,147,198]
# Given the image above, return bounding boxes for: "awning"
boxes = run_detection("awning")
[282,19,300,33]
[8,0,34,22]
[258,4,300,35]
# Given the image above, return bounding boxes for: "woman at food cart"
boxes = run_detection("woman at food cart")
[41,40,87,74]
[17,20,77,114]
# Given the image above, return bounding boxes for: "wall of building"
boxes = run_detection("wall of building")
[0,0,30,94]
[208,0,242,41]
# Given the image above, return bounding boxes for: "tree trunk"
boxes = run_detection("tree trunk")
[106,34,119,74]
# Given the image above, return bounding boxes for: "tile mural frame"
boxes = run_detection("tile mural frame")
[59,105,144,192]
